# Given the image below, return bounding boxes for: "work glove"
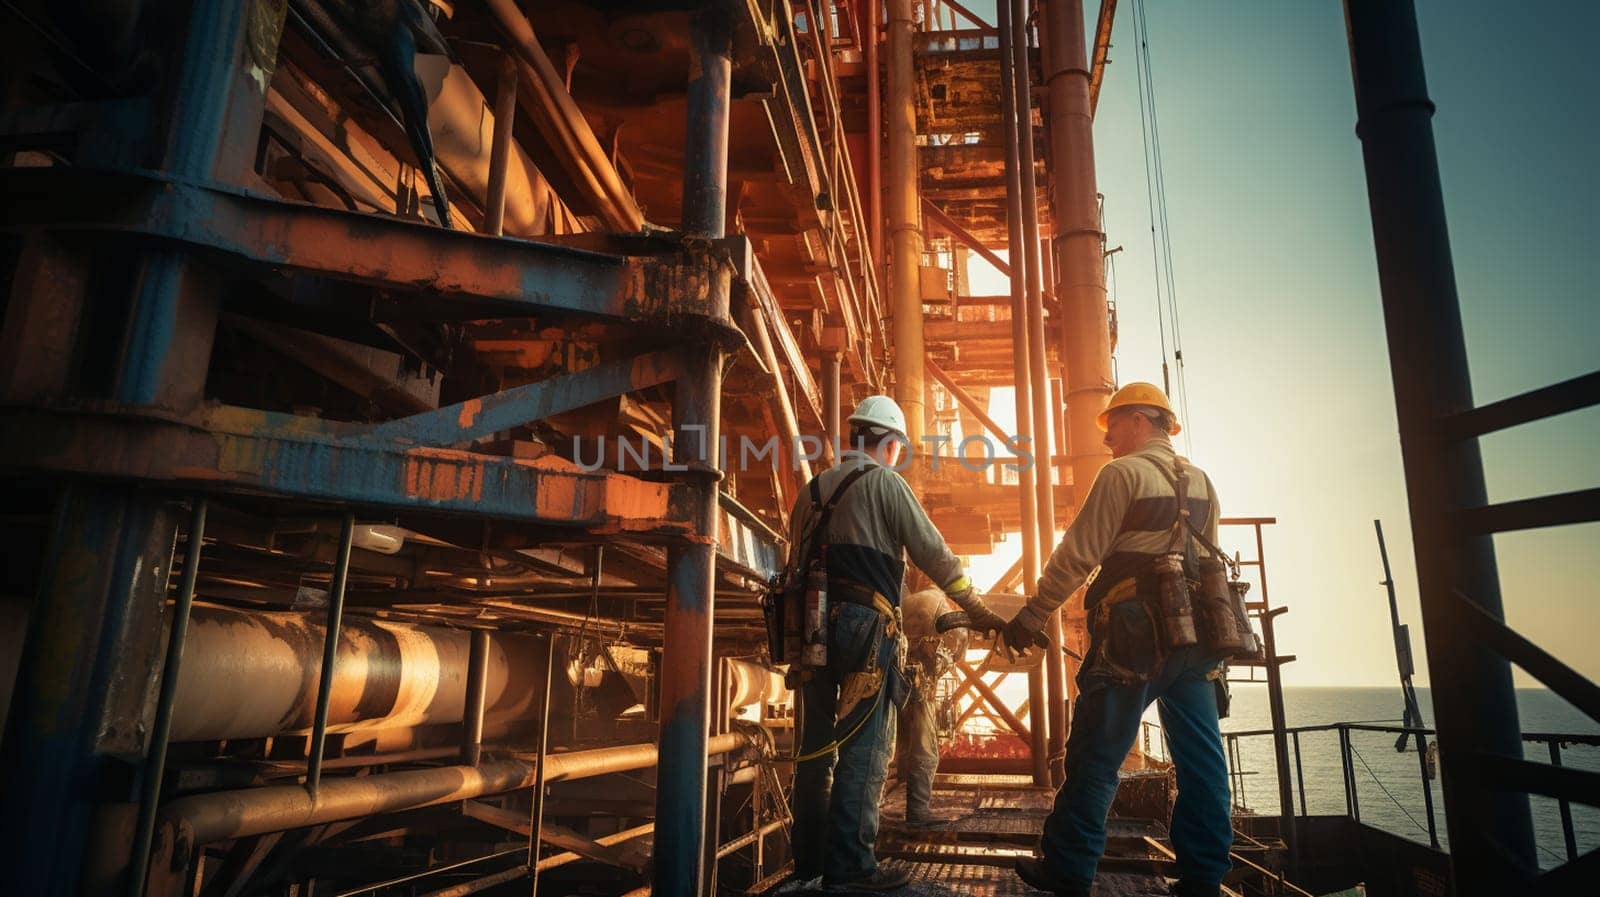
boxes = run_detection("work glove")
[963,604,1008,639]
[999,603,1051,661]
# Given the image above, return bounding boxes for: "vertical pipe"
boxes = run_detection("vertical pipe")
[484,53,519,236]
[527,635,557,894]
[655,10,732,897]
[1343,0,1536,882]
[1419,731,1439,849]
[1548,740,1577,860]
[1293,731,1307,816]
[1339,727,1355,819]
[461,630,491,767]
[863,0,883,281]
[1039,0,1113,514]
[1260,606,1297,864]
[997,0,1047,788]
[823,351,843,461]
[1011,0,1067,783]
[886,0,925,444]
[743,304,813,484]
[306,513,356,798]
[129,498,207,897]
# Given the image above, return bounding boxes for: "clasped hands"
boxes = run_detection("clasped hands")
[958,601,1051,662]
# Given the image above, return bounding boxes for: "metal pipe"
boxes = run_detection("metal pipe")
[742,303,813,485]
[1012,0,1068,786]
[1040,0,1114,513]
[143,734,750,895]
[886,0,926,444]
[461,630,490,766]
[417,862,527,897]
[306,512,354,799]
[164,606,539,743]
[527,635,556,895]
[654,10,734,897]
[998,0,1048,789]
[823,350,843,461]
[483,53,518,236]
[864,0,883,281]
[129,498,207,897]
[483,0,644,232]
[1343,0,1537,882]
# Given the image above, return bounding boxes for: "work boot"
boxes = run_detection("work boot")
[825,864,913,892]
[1169,881,1221,897]
[903,813,944,831]
[1013,857,1092,897]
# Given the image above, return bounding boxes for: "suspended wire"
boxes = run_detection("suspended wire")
[1133,0,1194,453]
[1130,1,1169,391]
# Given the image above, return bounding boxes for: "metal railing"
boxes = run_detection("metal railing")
[1218,722,1600,860]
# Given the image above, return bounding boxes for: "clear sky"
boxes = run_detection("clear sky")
[956,0,1598,687]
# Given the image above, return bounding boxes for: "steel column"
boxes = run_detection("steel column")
[1259,605,1297,866]
[886,0,926,443]
[462,630,491,767]
[863,0,883,282]
[527,635,557,895]
[654,9,734,897]
[1039,0,1114,510]
[1011,0,1068,785]
[305,513,355,798]
[824,350,843,459]
[997,0,1049,787]
[1344,0,1537,883]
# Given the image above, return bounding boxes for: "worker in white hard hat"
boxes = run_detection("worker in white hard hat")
[786,394,1007,891]
[1001,382,1233,897]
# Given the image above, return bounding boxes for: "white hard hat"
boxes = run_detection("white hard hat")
[848,394,908,438]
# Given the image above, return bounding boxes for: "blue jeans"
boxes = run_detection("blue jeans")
[1041,646,1233,887]
[793,603,904,884]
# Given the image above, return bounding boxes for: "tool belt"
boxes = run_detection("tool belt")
[1083,575,1166,685]
[829,579,906,718]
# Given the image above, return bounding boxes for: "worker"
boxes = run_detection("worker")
[787,395,1008,891]
[1001,383,1233,897]
[894,586,969,829]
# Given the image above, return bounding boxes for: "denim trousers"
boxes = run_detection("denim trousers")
[792,603,903,884]
[1041,645,1234,886]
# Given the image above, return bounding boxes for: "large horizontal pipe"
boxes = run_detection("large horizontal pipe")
[167,605,540,743]
[145,734,751,895]
[726,658,789,710]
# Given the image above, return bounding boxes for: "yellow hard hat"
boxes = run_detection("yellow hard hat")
[1096,382,1181,435]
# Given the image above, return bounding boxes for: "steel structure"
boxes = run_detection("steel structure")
[1345,0,1600,893]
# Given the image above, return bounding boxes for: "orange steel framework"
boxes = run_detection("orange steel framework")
[0,1,1123,895]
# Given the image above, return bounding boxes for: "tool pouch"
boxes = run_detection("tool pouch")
[1193,557,1243,656]
[836,614,884,720]
[1083,577,1164,685]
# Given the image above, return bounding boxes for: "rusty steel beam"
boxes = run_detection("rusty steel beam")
[362,350,687,448]
[922,197,1010,276]
[0,168,721,324]
[654,9,735,897]
[997,0,1049,788]
[888,0,926,442]
[1089,1,1118,117]
[925,358,1008,442]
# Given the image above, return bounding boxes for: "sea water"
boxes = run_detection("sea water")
[1142,686,1599,870]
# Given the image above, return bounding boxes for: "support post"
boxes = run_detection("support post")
[823,351,843,460]
[129,499,208,897]
[306,513,356,798]
[462,630,491,767]
[1039,0,1114,511]
[997,0,1048,787]
[886,0,925,443]
[1011,0,1068,785]
[653,9,733,897]
[484,53,519,236]
[527,635,557,895]
[861,0,883,283]
[1343,0,1537,882]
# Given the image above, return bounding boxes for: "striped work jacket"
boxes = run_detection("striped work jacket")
[1028,433,1221,616]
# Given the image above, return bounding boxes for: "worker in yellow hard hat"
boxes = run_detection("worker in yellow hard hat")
[1001,381,1234,897]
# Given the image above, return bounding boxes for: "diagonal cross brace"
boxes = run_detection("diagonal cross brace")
[361,350,686,448]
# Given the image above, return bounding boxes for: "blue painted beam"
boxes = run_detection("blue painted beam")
[0,168,718,322]
[362,350,686,448]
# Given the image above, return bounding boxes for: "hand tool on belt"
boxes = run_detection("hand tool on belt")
[829,579,904,719]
